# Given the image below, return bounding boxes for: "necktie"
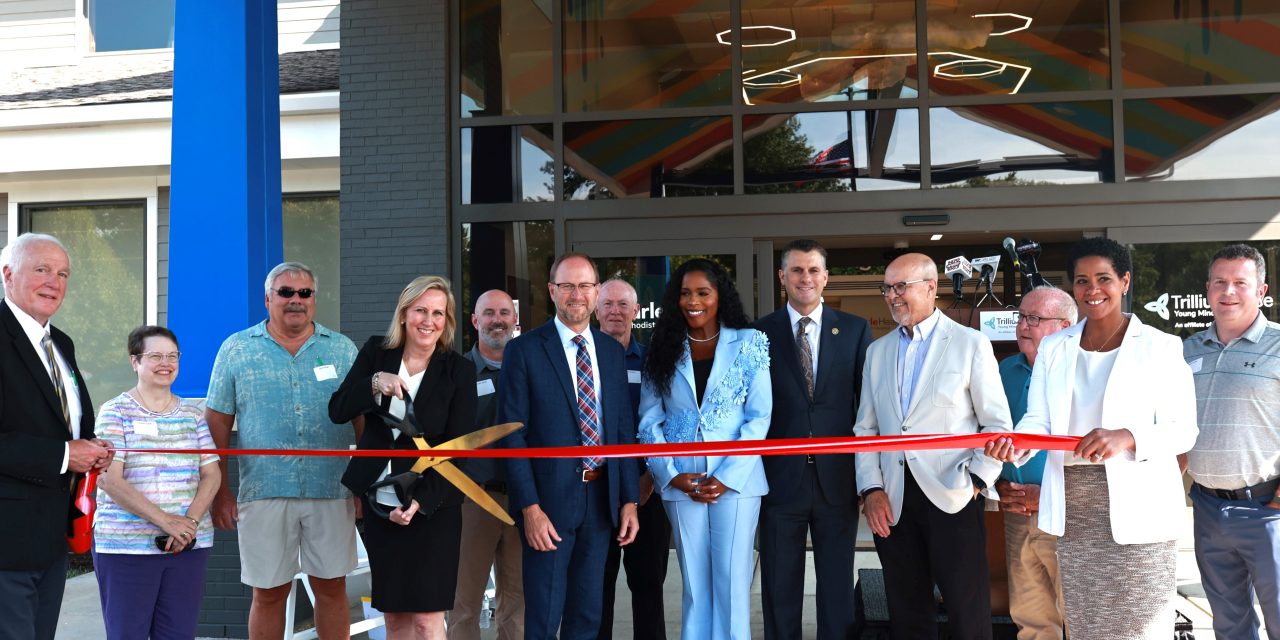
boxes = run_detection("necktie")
[572,335,603,469]
[41,334,71,431]
[796,317,815,400]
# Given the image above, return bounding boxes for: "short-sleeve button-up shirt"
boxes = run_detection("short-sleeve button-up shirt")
[205,320,358,502]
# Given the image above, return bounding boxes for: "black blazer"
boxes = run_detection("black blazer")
[756,305,871,506]
[0,301,95,571]
[330,336,478,514]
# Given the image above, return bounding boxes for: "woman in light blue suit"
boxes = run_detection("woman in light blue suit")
[638,258,771,640]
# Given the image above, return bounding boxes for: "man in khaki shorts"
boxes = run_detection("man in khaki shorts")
[206,262,361,638]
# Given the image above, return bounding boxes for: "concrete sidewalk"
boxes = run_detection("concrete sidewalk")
[56,511,1228,639]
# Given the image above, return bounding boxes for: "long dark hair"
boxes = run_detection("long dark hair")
[643,259,752,397]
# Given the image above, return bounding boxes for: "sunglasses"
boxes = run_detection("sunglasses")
[274,287,315,299]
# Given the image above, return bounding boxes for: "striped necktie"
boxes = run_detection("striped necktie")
[572,335,603,470]
[41,334,71,431]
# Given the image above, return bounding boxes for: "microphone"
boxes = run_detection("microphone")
[970,255,1003,307]
[1002,237,1022,272]
[943,255,973,297]
[1015,239,1048,288]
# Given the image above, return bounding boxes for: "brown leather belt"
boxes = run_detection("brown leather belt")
[582,468,604,483]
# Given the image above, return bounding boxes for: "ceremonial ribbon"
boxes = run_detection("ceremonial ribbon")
[110,432,1080,459]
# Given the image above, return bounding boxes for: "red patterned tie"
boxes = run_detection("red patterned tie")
[572,335,603,469]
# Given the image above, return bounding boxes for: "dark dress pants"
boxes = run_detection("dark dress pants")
[873,467,992,640]
[522,478,614,640]
[0,553,67,640]
[760,462,857,640]
[598,495,672,640]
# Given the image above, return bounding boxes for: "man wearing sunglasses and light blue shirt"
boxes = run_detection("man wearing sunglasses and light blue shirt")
[204,261,362,639]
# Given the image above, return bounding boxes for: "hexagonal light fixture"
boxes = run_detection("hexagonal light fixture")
[716,25,797,48]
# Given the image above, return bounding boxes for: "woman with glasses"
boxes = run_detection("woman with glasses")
[93,325,220,639]
[638,258,771,640]
[329,275,477,640]
[988,237,1198,639]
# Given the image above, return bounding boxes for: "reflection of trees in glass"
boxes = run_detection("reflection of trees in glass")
[28,204,145,407]
[744,117,851,194]
[283,195,340,330]
[940,173,1053,188]
[1131,240,1280,339]
[550,161,616,200]
[460,221,556,349]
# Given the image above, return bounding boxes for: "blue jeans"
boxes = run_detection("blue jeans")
[1191,484,1280,640]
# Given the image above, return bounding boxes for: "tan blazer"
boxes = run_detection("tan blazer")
[854,310,1013,523]
[1014,314,1198,543]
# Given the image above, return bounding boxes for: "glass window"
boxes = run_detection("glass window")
[564,117,733,199]
[926,0,1109,96]
[1132,240,1280,339]
[740,0,918,105]
[460,0,553,116]
[283,194,341,330]
[23,202,146,407]
[89,0,175,52]
[1121,2,1280,88]
[1125,94,1280,182]
[930,101,1113,187]
[564,0,731,111]
[743,110,920,193]
[460,220,556,350]
[462,125,555,204]
[594,254,737,344]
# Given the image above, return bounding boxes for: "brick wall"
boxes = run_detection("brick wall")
[339,0,450,345]
[196,433,253,638]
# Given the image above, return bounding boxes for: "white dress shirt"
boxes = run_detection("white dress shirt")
[375,360,425,506]
[4,300,83,473]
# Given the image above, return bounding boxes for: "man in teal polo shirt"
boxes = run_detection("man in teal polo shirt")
[205,262,360,639]
[996,286,1076,640]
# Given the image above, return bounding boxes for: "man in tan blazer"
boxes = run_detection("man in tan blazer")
[854,253,1013,640]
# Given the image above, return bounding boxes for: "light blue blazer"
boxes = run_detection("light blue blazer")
[638,325,772,501]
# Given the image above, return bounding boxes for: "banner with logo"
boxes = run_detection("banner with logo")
[1131,241,1278,339]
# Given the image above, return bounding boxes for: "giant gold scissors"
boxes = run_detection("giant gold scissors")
[367,396,520,526]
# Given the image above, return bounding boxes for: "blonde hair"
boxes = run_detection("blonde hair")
[384,275,457,352]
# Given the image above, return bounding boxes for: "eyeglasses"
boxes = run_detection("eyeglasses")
[1014,312,1066,327]
[878,279,929,296]
[137,352,181,364]
[552,282,599,294]
[273,287,315,299]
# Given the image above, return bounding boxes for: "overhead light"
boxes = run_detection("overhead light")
[930,234,944,241]
[715,26,797,48]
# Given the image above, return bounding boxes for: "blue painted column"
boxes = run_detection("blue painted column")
[169,0,282,398]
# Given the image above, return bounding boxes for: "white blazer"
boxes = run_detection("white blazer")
[1015,314,1198,543]
[854,311,1013,523]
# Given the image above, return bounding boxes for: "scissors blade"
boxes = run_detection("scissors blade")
[433,422,523,451]
[407,423,523,474]
[432,460,515,526]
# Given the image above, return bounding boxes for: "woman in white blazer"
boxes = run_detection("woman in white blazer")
[990,238,1197,640]
[638,259,771,640]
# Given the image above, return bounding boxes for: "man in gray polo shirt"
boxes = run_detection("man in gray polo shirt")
[1183,243,1280,640]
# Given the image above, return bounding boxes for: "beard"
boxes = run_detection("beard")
[479,325,512,351]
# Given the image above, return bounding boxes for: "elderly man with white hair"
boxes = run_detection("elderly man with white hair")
[0,233,112,640]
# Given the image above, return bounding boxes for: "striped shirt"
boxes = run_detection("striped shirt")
[93,393,219,554]
[1184,312,1280,489]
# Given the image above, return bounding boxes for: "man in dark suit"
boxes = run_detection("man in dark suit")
[756,239,871,640]
[498,252,641,640]
[0,233,111,640]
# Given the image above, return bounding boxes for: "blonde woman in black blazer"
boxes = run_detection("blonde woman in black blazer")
[330,275,477,640]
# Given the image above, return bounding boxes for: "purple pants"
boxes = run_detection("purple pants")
[92,547,211,640]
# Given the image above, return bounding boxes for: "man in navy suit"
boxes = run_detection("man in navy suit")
[756,239,871,640]
[498,252,641,640]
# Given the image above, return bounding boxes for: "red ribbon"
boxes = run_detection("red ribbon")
[111,432,1078,459]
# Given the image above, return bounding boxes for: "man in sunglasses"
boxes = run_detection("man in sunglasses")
[996,286,1075,640]
[205,261,361,639]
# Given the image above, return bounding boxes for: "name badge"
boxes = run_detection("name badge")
[132,420,159,437]
[477,378,496,396]
[314,364,338,381]
[1188,357,1203,373]
[628,369,642,384]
